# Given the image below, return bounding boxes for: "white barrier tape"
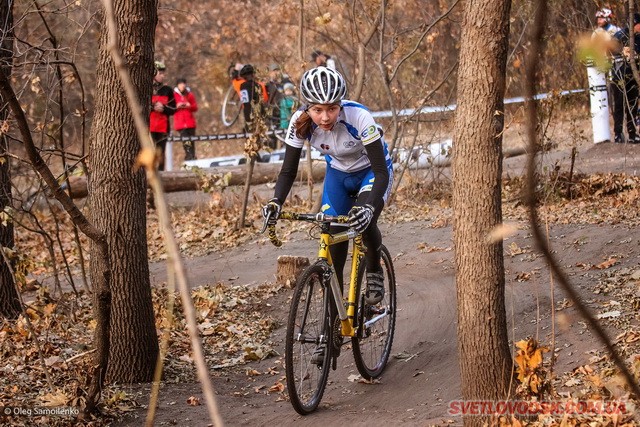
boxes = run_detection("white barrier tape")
[370,89,586,118]
[170,89,586,141]
[168,128,285,142]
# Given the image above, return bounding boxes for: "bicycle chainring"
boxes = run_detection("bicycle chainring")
[332,315,343,350]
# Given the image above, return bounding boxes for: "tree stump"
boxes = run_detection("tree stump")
[276,255,310,289]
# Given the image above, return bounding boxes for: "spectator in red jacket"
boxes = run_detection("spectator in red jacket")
[150,61,176,170]
[173,77,198,160]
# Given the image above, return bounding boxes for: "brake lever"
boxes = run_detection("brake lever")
[260,211,273,234]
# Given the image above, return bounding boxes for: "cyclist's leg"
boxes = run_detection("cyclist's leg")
[354,164,393,303]
[355,189,383,274]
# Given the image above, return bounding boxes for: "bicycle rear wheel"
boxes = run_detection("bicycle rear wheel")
[352,244,396,380]
[285,262,333,415]
[221,85,241,127]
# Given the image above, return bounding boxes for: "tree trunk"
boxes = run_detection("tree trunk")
[88,0,158,382]
[0,0,20,320]
[451,0,513,425]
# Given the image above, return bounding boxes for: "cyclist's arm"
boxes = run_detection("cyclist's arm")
[273,143,303,204]
[363,138,389,212]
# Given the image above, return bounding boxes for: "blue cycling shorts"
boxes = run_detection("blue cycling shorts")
[320,165,394,216]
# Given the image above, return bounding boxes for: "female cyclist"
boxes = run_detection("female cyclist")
[261,66,393,306]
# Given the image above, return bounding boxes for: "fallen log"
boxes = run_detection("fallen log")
[66,161,327,199]
[65,146,528,199]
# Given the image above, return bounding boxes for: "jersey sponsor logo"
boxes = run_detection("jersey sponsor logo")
[321,203,331,212]
[320,143,330,151]
[359,184,373,193]
[343,140,357,148]
[361,125,377,139]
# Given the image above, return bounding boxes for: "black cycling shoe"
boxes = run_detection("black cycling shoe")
[365,271,385,305]
[311,344,326,366]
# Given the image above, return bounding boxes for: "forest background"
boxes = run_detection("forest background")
[2,0,638,426]
[14,0,598,160]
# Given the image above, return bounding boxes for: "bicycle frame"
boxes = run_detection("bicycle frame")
[317,223,364,338]
[266,211,363,338]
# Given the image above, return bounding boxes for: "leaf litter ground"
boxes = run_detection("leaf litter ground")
[1,169,640,425]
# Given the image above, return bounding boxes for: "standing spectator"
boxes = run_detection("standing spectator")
[592,8,621,143]
[173,77,198,160]
[150,60,176,170]
[311,49,336,70]
[612,13,640,144]
[238,64,268,133]
[279,82,298,130]
[229,62,245,96]
[265,63,285,145]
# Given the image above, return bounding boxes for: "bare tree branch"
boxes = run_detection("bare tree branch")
[524,0,640,399]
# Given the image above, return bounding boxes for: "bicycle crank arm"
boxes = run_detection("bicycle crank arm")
[364,308,390,328]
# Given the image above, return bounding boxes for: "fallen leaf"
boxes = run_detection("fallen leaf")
[597,310,621,319]
[268,382,285,393]
[186,396,201,406]
[564,378,581,387]
[593,258,618,270]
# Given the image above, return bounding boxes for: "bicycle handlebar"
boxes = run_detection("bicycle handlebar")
[260,211,351,247]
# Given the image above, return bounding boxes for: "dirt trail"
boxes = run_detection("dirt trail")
[124,223,639,426]
[118,141,640,426]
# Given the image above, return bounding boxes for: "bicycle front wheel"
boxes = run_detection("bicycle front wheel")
[352,244,397,380]
[221,85,241,127]
[285,262,333,415]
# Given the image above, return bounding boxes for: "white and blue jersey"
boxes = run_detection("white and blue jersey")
[283,100,393,215]
[285,100,393,174]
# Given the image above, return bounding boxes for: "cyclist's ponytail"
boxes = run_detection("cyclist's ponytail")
[295,110,313,139]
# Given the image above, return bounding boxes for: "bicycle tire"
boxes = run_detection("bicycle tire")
[352,244,397,380]
[221,85,241,127]
[285,262,333,415]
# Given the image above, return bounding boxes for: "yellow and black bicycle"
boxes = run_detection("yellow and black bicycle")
[262,211,396,415]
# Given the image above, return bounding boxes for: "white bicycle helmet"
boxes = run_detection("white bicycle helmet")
[300,66,347,104]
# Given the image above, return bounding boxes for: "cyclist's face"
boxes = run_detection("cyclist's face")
[307,103,341,130]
